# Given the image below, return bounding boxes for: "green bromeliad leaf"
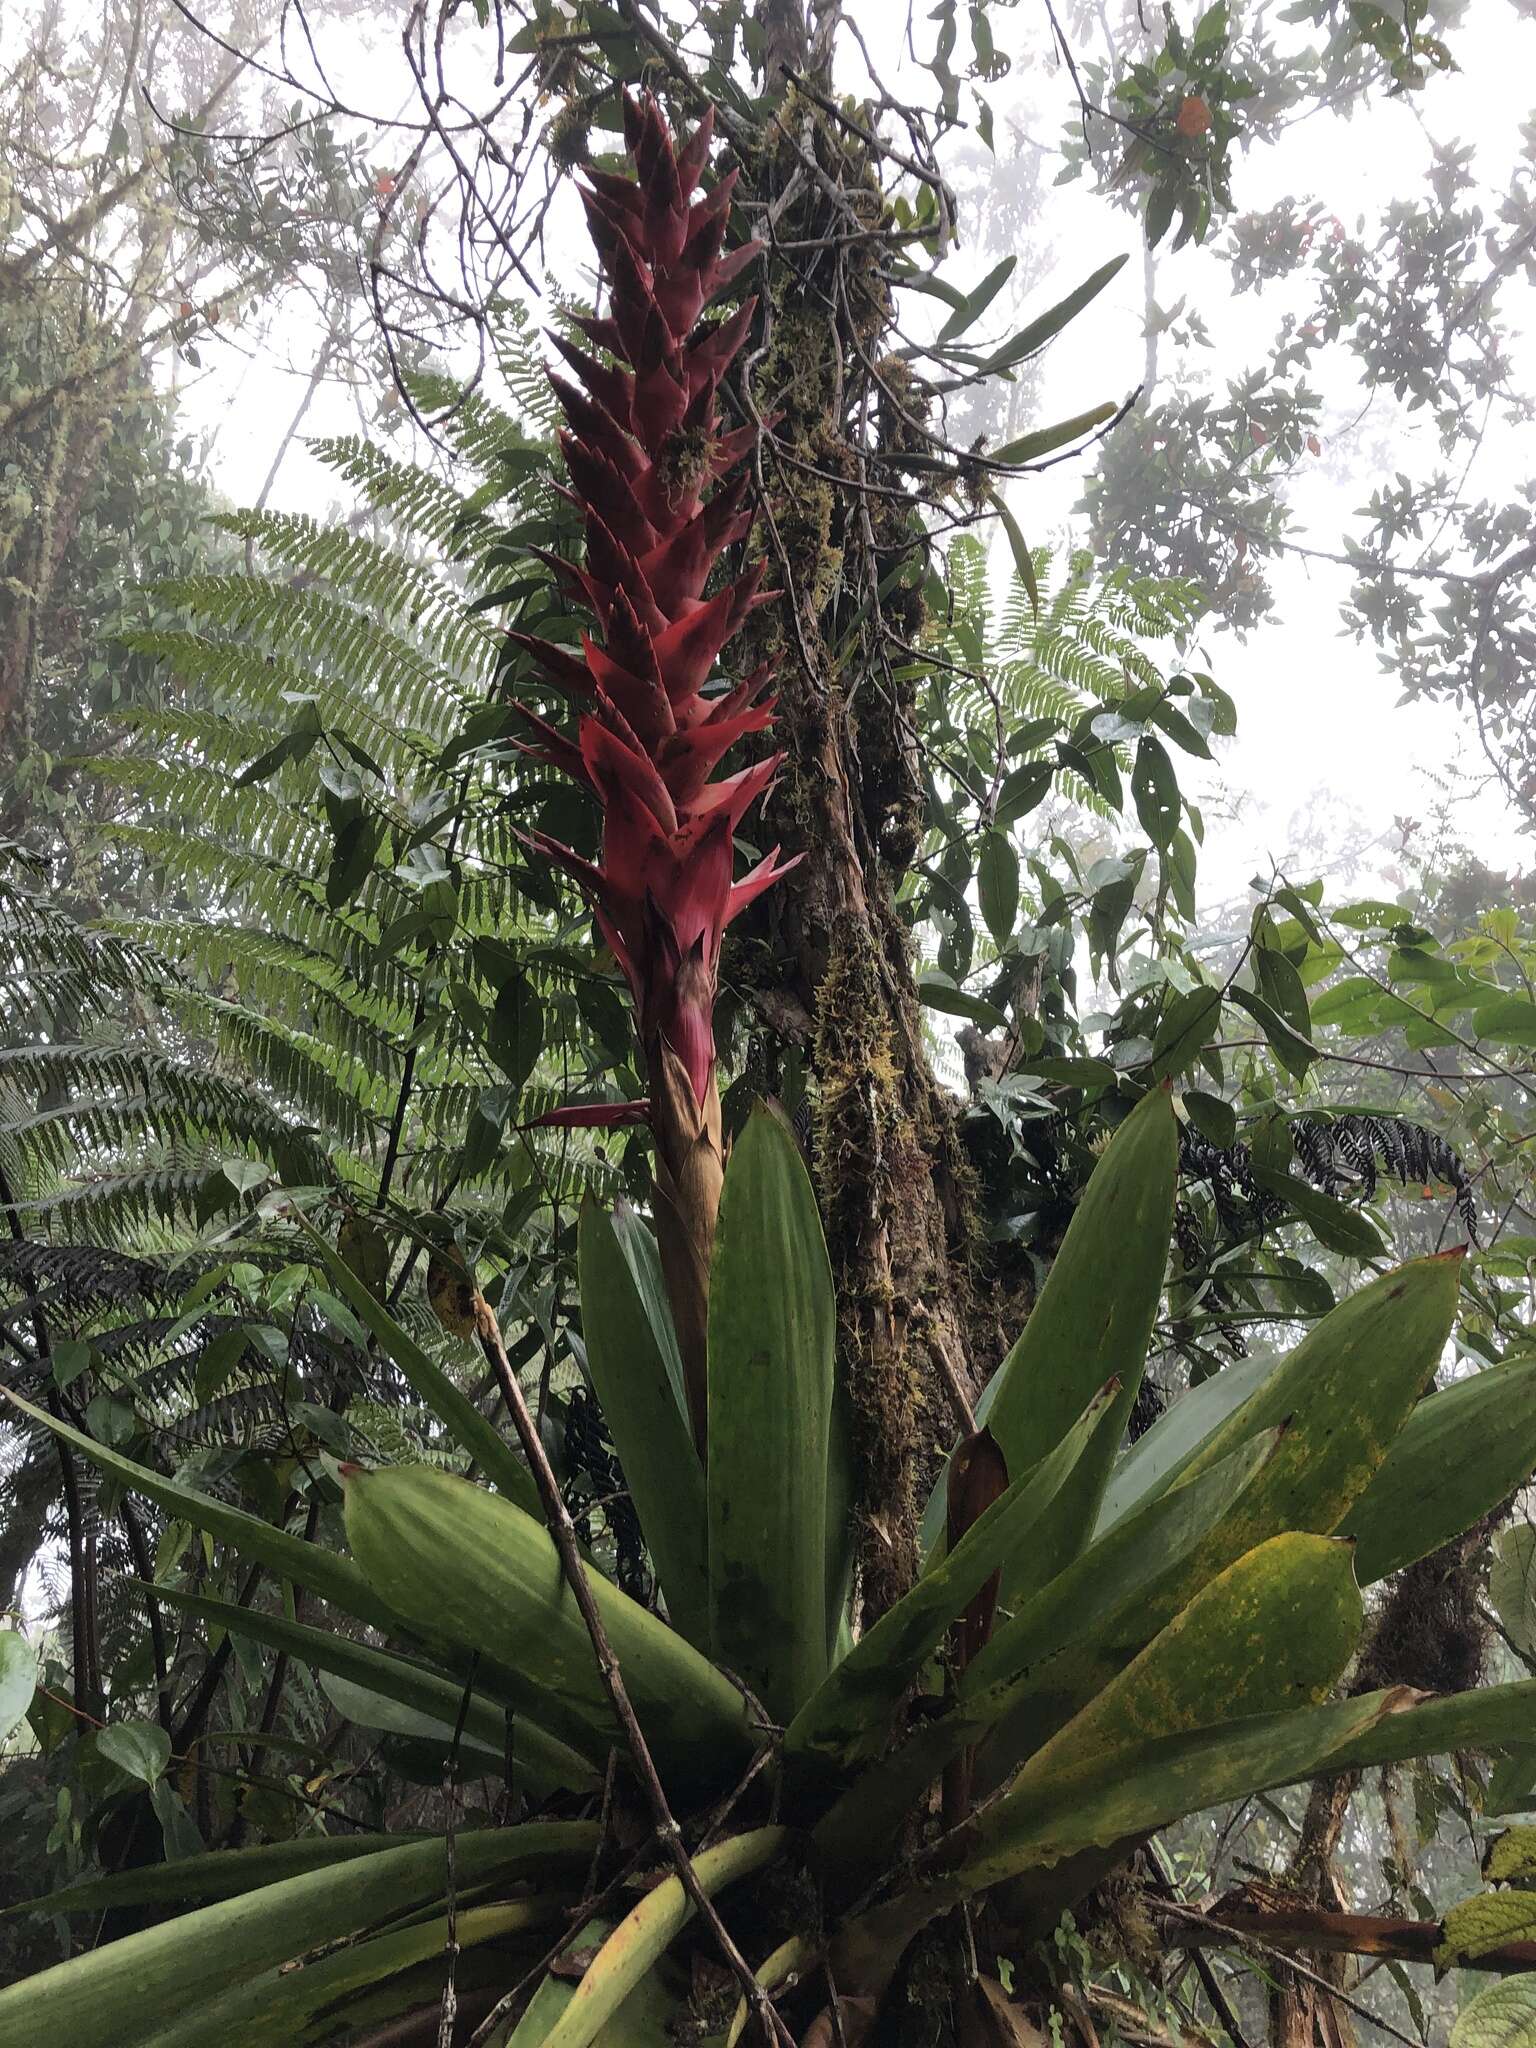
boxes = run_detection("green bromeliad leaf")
[579,1200,708,1648]
[953,1085,1178,1601]
[1341,1354,1536,1586]
[0,1826,593,2048]
[707,1103,840,1723]
[785,1381,1118,1776]
[140,1902,558,2048]
[811,1430,1281,1881]
[342,1464,755,1794]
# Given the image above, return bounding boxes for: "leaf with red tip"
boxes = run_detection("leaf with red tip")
[523,1100,651,1130]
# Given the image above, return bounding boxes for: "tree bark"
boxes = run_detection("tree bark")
[728,63,981,1616]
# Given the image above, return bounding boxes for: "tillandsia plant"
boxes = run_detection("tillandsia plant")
[11,1088,1536,2046]
[510,92,795,1451]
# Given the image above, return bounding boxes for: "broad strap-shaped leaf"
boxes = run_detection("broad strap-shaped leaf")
[579,1200,709,1648]
[538,1829,787,2048]
[960,1674,1536,1901]
[994,1532,1361,1806]
[139,1901,558,2048]
[1094,1347,1276,1535]
[148,1582,596,1795]
[342,1464,755,1795]
[1340,1354,1536,1585]
[951,1689,1401,1901]
[506,1916,680,2046]
[846,1677,1536,1971]
[1159,1252,1464,1518]
[707,1103,838,1722]
[812,1433,1281,1883]
[302,1216,542,1519]
[0,1825,593,2048]
[4,1388,393,1630]
[610,1196,690,1425]
[1066,1260,1462,1698]
[969,1430,1283,1704]
[3,1834,425,1923]
[962,1086,1177,1602]
[786,1383,1118,1776]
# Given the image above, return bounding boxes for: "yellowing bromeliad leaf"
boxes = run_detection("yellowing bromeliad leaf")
[1000,1532,1362,1795]
[1342,1358,1536,1587]
[1159,1253,1464,1554]
[1438,1891,1536,1970]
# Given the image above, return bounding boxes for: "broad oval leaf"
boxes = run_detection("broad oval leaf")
[0,1629,36,1747]
[1450,1973,1536,2048]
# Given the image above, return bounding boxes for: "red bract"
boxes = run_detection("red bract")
[514,93,794,1450]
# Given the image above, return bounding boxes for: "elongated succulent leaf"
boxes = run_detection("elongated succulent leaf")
[4,1835,424,1923]
[707,1103,838,1722]
[138,1902,556,2048]
[579,1200,709,1647]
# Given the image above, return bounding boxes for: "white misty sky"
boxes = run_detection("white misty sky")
[156,1,1533,908]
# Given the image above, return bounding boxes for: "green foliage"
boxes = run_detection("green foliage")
[7,1119,1533,2039]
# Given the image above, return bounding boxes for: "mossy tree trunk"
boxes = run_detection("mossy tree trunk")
[725,30,983,1617]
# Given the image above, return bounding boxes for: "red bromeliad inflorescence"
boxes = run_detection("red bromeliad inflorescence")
[511,93,795,1449]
